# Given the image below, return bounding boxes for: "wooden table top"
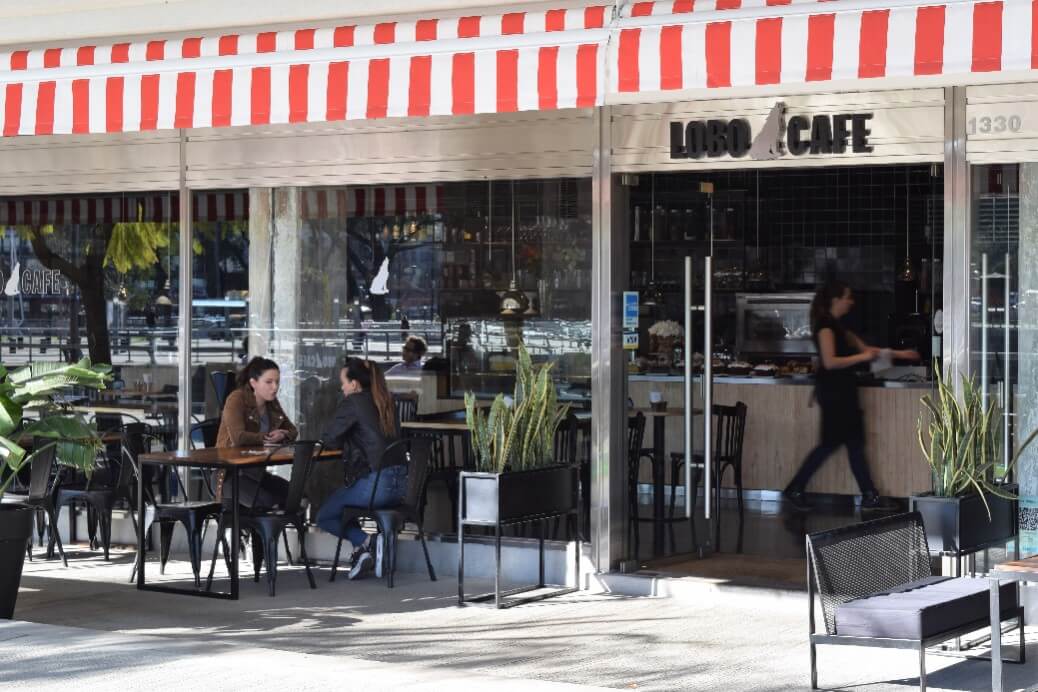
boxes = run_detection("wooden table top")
[73,403,179,415]
[632,407,700,417]
[140,445,340,468]
[993,556,1038,575]
[402,420,469,432]
[99,389,177,400]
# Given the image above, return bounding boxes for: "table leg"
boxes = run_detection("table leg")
[136,463,146,589]
[652,416,666,554]
[990,577,1003,692]
[231,468,240,600]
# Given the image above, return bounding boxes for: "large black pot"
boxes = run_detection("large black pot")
[910,484,1018,556]
[0,503,34,619]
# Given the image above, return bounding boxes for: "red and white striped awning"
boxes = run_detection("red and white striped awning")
[0,191,248,225]
[0,4,608,136]
[2,1,1036,138]
[611,0,1035,96]
[301,185,444,220]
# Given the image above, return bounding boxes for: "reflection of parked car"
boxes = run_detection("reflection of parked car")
[191,299,246,341]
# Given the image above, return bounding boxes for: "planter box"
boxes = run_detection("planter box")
[460,464,578,526]
[0,504,35,619]
[910,485,1018,556]
[458,464,580,608]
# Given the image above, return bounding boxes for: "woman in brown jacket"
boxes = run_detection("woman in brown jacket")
[216,356,298,508]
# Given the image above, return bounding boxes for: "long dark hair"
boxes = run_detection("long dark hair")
[810,280,850,332]
[343,357,397,438]
[237,356,280,389]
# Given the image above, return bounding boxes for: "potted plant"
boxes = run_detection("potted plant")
[0,358,109,618]
[911,367,1038,556]
[458,344,579,607]
[462,343,575,524]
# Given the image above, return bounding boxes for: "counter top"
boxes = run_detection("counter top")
[628,374,933,390]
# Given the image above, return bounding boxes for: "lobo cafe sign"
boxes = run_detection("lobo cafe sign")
[1,263,73,297]
[669,102,873,161]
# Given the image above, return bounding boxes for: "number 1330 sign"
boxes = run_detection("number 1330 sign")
[968,115,1023,135]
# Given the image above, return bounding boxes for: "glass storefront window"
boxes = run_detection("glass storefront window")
[0,192,180,373]
[968,163,1037,555]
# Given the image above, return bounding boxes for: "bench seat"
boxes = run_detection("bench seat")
[835,575,1019,640]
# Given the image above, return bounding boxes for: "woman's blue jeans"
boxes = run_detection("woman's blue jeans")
[316,467,407,548]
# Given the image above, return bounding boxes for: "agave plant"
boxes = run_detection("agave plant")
[917,365,1038,519]
[0,358,111,499]
[465,343,570,473]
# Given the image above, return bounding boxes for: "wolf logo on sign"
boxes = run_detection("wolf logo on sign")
[748,102,786,161]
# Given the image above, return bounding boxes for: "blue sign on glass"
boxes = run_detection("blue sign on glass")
[622,291,639,330]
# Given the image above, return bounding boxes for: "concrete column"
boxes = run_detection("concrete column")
[247,186,303,427]
[248,188,273,359]
[271,188,303,425]
[1016,165,1038,556]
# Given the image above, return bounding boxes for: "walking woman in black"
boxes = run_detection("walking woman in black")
[783,281,918,511]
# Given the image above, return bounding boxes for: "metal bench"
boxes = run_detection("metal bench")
[806,511,1024,691]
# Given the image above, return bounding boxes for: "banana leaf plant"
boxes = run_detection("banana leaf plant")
[917,364,1038,519]
[465,343,571,474]
[0,358,111,499]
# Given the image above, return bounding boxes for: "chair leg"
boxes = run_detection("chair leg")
[330,536,344,582]
[297,524,316,590]
[918,646,926,692]
[35,508,45,547]
[251,533,264,583]
[159,522,174,575]
[418,524,436,582]
[266,535,279,597]
[47,509,68,567]
[386,531,397,589]
[1020,612,1027,664]
[99,510,112,562]
[282,532,294,566]
[668,458,679,519]
[205,516,225,591]
[809,639,817,689]
[187,528,203,588]
[25,537,32,562]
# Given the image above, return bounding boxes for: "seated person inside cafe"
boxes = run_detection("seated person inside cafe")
[385,335,427,376]
[316,357,402,580]
[216,356,298,508]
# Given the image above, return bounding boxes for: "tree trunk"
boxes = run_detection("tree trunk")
[80,271,111,365]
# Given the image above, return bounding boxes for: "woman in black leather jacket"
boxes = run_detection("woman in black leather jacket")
[316,357,401,578]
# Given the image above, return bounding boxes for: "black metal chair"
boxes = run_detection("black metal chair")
[392,392,419,423]
[53,424,138,561]
[210,370,236,413]
[206,441,323,596]
[624,412,650,553]
[668,401,748,520]
[806,512,1024,691]
[329,438,436,588]
[22,442,65,566]
[190,418,221,449]
[124,430,226,587]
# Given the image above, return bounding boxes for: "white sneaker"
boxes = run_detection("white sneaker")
[348,550,373,580]
[374,534,384,578]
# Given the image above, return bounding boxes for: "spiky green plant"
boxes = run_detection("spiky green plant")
[918,365,1038,519]
[0,358,111,499]
[465,343,571,473]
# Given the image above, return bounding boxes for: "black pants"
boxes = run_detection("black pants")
[787,437,877,496]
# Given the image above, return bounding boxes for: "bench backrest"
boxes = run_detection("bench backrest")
[806,512,932,635]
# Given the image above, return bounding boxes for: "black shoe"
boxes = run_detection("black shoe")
[860,492,896,512]
[348,548,373,580]
[782,488,812,512]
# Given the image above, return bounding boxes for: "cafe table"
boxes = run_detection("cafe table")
[988,555,1036,692]
[136,445,338,600]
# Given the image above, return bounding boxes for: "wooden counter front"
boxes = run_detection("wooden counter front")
[628,377,932,498]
